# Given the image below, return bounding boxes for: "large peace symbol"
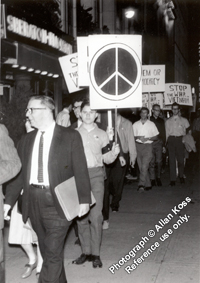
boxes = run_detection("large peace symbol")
[90,43,141,101]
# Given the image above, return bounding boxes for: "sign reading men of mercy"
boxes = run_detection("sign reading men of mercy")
[142,65,165,93]
[88,35,142,109]
[164,83,193,106]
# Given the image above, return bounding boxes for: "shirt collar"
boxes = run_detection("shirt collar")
[38,121,55,135]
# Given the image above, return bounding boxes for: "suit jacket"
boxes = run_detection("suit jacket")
[0,124,21,229]
[5,124,91,223]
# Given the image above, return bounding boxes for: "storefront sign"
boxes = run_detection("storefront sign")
[6,15,72,55]
[142,65,165,92]
[164,83,193,106]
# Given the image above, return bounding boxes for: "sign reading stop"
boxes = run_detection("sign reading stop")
[89,35,142,109]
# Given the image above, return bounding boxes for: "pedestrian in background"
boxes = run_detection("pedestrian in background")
[56,97,72,127]
[149,104,166,187]
[133,107,159,192]
[165,102,190,186]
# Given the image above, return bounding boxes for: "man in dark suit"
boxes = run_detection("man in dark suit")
[4,95,91,283]
[0,124,21,283]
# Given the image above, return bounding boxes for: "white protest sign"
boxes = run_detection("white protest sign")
[142,65,165,92]
[164,83,193,106]
[59,53,82,93]
[89,34,142,109]
[149,93,163,109]
[77,37,89,87]
[142,93,149,108]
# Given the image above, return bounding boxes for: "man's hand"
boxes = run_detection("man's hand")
[119,156,126,167]
[111,142,120,156]
[4,204,11,221]
[130,160,135,168]
[78,203,90,217]
[106,127,114,141]
[162,146,166,154]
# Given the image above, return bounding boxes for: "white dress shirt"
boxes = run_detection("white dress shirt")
[29,122,55,185]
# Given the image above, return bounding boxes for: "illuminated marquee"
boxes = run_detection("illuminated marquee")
[7,15,72,55]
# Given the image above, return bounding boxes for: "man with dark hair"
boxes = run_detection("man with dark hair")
[73,99,119,268]
[165,102,190,186]
[71,90,89,129]
[4,95,91,283]
[56,97,72,127]
[149,104,166,186]
[133,107,159,192]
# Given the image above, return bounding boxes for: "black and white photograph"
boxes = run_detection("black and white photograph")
[0,0,200,283]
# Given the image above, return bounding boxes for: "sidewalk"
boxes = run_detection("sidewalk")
[4,158,200,283]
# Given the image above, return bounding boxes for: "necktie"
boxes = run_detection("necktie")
[38,131,45,183]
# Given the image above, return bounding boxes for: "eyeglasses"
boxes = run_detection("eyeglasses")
[25,108,46,114]
[172,108,179,110]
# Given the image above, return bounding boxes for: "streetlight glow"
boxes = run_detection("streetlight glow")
[125,10,135,19]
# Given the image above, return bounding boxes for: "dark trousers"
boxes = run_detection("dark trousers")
[103,153,129,220]
[167,136,185,181]
[29,186,71,283]
[149,140,163,179]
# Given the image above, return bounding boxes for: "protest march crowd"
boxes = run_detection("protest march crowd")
[0,90,199,283]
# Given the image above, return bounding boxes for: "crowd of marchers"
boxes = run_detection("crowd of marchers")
[1,89,199,283]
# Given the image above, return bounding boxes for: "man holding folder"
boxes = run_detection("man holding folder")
[4,95,91,283]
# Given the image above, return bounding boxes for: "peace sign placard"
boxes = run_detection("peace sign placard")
[89,35,142,109]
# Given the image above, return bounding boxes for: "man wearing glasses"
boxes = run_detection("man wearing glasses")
[4,95,91,283]
[165,102,190,186]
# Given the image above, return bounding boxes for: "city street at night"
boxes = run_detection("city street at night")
[4,156,200,283]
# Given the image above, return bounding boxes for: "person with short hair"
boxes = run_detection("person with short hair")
[72,99,120,268]
[165,102,190,186]
[133,107,159,192]
[149,104,166,186]
[56,97,72,127]
[4,95,91,283]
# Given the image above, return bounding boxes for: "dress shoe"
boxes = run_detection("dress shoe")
[170,181,176,186]
[156,178,162,186]
[180,177,185,184]
[137,186,145,193]
[151,179,156,187]
[21,262,37,279]
[92,255,103,268]
[72,253,92,264]
[145,186,152,191]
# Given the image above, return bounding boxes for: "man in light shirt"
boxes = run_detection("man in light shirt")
[165,102,190,186]
[4,95,91,283]
[133,107,159,192]
[56,97,72,127]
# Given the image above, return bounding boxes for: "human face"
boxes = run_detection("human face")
[73,101,82,119]
[25,99,49,129]
[80,105,97,125]
[172,106,179,116]
[140,110,148,120]
[152,106,160,118]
